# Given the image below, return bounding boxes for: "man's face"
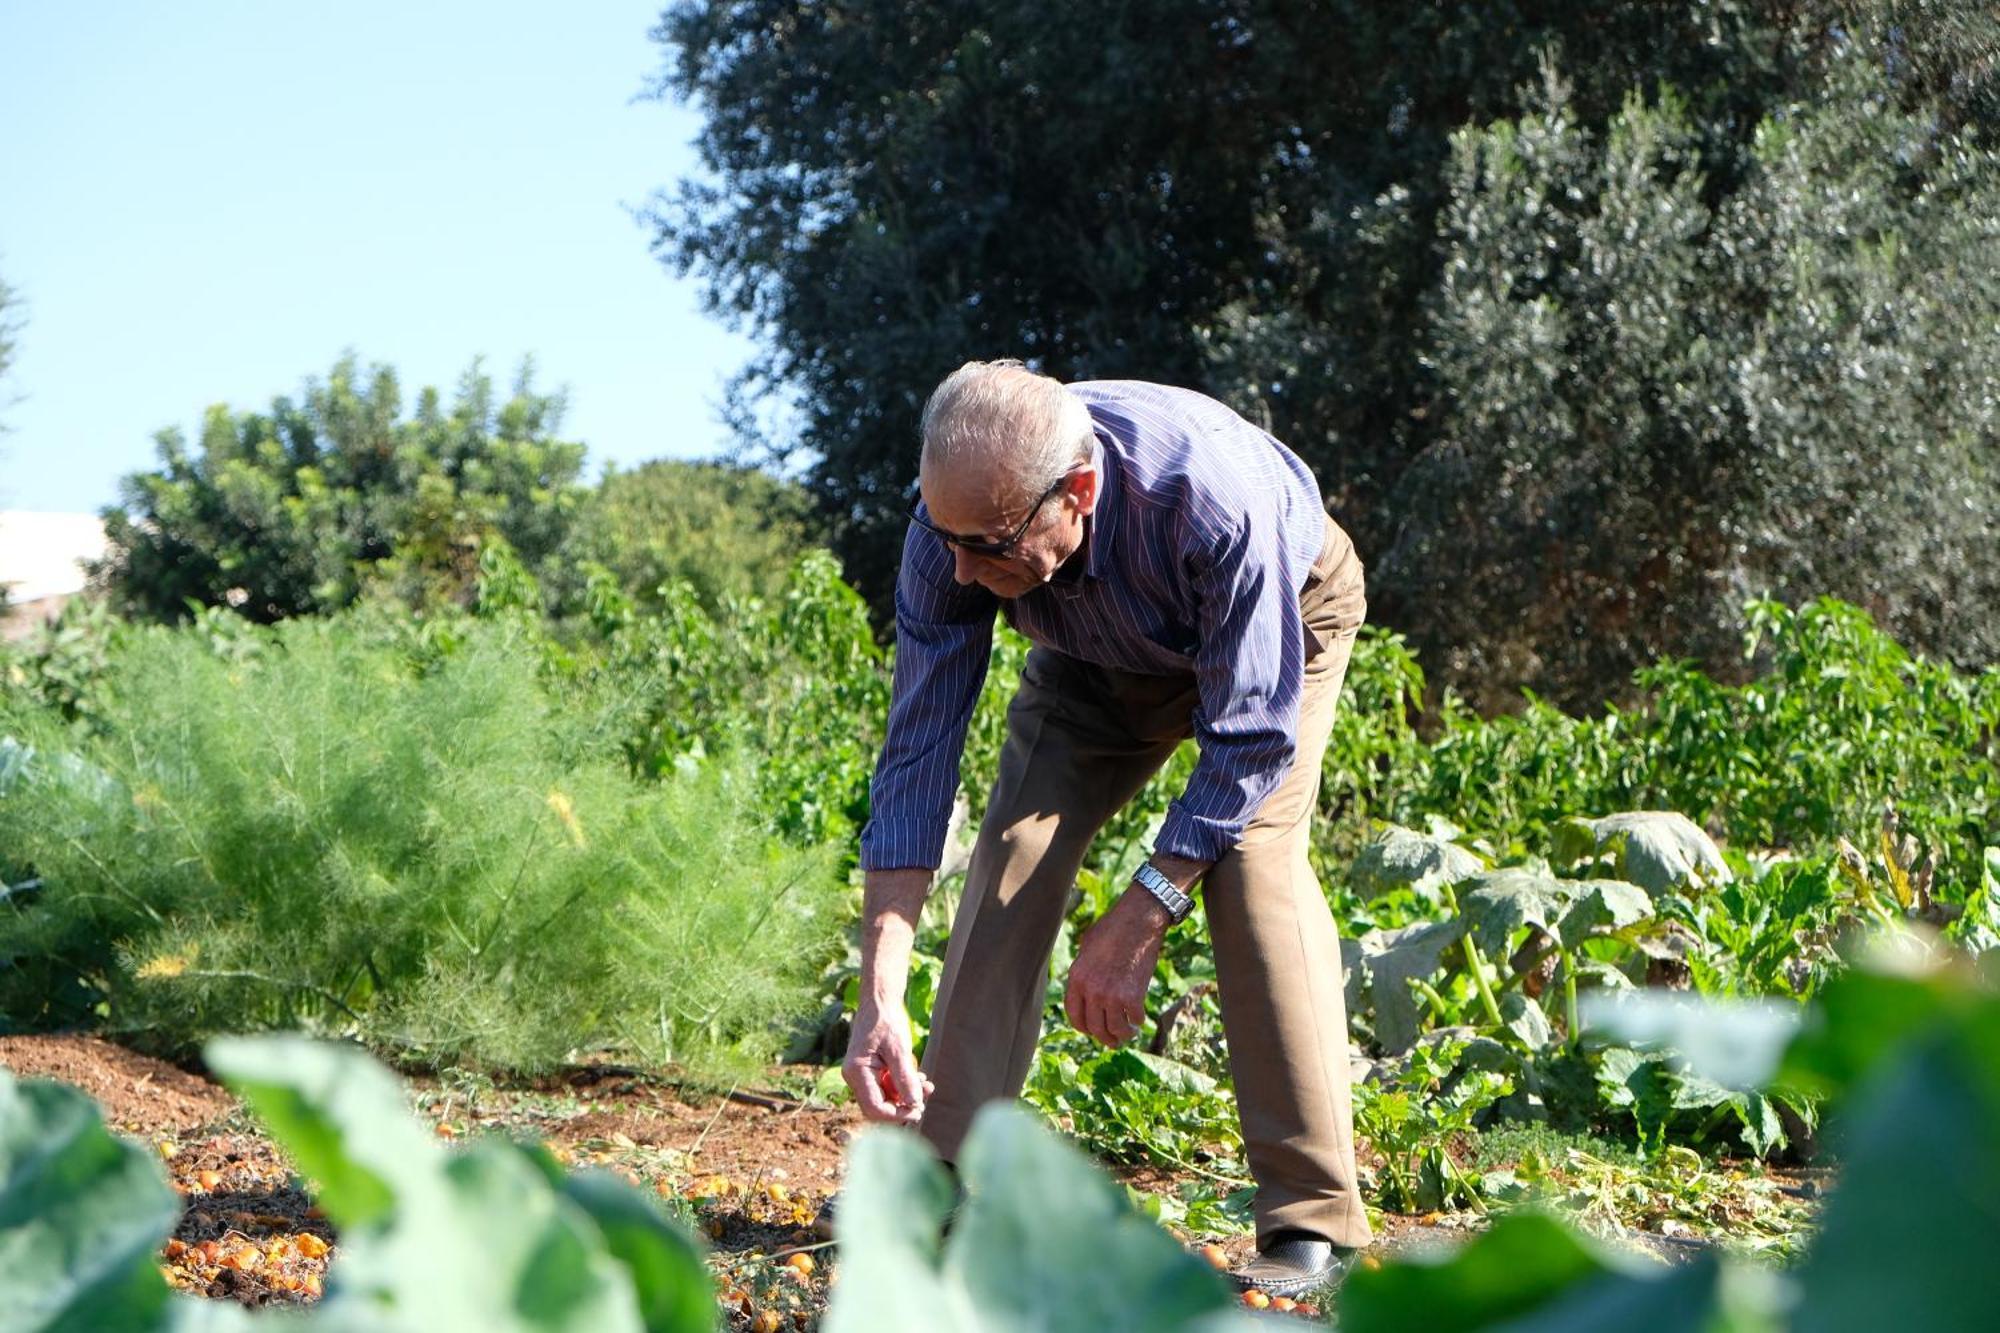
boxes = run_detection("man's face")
[919,461,1096,598]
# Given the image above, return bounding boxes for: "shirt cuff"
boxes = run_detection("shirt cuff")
[1153,806,1240,866]
[858,815,952,872]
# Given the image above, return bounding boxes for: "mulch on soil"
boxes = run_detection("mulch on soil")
[0,1034,871,1324]
[0,1033,237,1131]
[4,1032,1786,1327]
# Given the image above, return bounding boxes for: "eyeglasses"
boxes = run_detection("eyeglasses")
[908,467,1080,560]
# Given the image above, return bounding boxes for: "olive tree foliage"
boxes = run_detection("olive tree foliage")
[646,1,1846,601]
[92,355,588,623]
[651,1,1996,704]
[1368,50,2000,705]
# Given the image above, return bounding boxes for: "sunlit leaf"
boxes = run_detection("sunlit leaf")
[1555,813,1730,894]
[1584,990,1799,1092]
[827,1105,1252,1332]
[1354,918,1469,1054]
[1352,825,1487,902]
[0,1072,179,1333]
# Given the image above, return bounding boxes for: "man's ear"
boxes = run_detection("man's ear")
[1071,462,1102,517]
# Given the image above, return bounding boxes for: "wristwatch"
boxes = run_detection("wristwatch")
[1132,861,1195,924]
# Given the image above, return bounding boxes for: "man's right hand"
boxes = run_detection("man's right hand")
[842,998,934,1124]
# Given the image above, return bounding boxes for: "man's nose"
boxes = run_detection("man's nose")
[952,545,983,585]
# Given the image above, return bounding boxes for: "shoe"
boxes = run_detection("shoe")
[810,1193,838,1242]
[1227,1230,1357,1299]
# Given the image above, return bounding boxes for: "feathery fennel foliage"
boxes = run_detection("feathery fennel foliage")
[0,615,842,1076]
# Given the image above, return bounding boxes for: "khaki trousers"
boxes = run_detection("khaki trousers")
[917,517,1372,1249]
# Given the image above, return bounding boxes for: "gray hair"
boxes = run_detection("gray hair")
[919,360,1094,495]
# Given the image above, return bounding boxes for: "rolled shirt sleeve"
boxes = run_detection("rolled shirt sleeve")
[858,521,996,871]
[1152,511,1309,864]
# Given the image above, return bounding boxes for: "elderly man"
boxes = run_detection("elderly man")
[842,361,1371,1295]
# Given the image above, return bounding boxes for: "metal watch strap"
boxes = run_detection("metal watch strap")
[1132,861,1194,924]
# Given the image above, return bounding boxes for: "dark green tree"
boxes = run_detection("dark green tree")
[92,355,588,623]
[1310,47,2000,706]
[649,2,1839,601]
[650,1,1997,703]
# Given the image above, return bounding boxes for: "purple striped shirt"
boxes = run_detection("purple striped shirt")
[858,380,1330,871]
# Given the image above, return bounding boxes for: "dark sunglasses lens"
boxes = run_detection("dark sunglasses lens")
[911,508,1006,557]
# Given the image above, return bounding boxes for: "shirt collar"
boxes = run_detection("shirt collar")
[1081,430,1119,581]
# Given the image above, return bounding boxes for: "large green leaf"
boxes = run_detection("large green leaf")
[1459,869,1582,955]
[0,1072,180,1333]
[203,1036,420,1229]
[826,1105,1253,1332]
[821,1125,970,1333]
[1351,825,1487,902]
[1791,1013,2000,1332]
[1093,1048,1220,1097]
[1339,1212,1641,1331]
[205,1036,682,1333]
[1556,813,1729,894]
[1595,1049,1679,1150]
[1342,1211,1753,1332]
[1353,918,1469,1054]
[1775,959,1981,1102]
[1499,993,1554,1052]
[1459,868,1651,957]
[1553,880,1653,950]
[554,1166,715,1333]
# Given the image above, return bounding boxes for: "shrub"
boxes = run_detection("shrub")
[0,614,843,1076]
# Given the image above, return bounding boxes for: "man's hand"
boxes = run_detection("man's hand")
[845,865,935,1124]
[1065,885,1173,1046]
[842,997,934,1124]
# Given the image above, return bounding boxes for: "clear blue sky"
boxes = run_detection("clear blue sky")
[0,1,752,513]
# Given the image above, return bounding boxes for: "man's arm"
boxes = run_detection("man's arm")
[847,522,995,1119]
[1064,514,1306,1047]
[1155,516,1307,864]
[857,524,996,872]
[844,867,934,1122]
[1064,851,1208,1046]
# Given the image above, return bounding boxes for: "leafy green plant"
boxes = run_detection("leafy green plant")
[586,550,892,848]
[211,1036,713,1330]
[1347,598,1999,895]
[0,1067,186,1331]
[1340,950,2000,1331]
[1593,1046,1805,1158]
[1354,1036,1512,1213]
[0,615,844,1075]
[0,1035,713,1332]
[826,1103,1255,1332]
[1023,1033,1245,1186]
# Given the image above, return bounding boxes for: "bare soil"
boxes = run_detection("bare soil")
[0,1033,237,1131]
[4,1033,1802,1326]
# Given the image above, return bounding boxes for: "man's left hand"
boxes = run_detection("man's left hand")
[1065,886,1172,1047]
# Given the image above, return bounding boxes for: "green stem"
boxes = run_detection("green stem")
[1441,884,1507,1032]
[1462,935,1507,1031]
[1563,952,1581,1049]
[1413,977,1453,1023]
